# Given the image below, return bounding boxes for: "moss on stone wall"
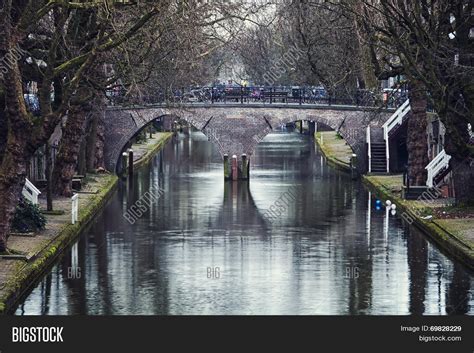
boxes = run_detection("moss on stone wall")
[0,131,173,314]
[0,175,118,314]
[362,176,474,270]
[315,132,352,172]
[133,133,172,170]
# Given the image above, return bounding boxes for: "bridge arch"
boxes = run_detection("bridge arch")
[104,105,392,174]
[104,109,180,173]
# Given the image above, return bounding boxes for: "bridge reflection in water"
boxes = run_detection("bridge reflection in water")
[15,129,474,315]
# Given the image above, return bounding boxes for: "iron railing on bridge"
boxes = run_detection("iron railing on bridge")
[106,86,408,109]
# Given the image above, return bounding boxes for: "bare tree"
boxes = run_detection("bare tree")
[0,0,171,253]
[348,0,473,202]
[278,1,365,94]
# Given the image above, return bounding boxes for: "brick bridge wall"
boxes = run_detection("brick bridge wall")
[103,104,392,173]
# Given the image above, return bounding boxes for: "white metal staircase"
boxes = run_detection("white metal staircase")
[381,99,411,173]
[367,126,371,172]
[367,99,411,173]
[22,178,41,205]
[425,149,451,188]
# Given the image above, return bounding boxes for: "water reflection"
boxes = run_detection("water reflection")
[15,130,474,315]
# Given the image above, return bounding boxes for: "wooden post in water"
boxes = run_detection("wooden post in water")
[223,154,230,180]
[350,153,358,180]
[309,121,315,136]
[231,155,238,181]
[121,152,128,177]
[127,148,134,177]
[241,154,248,180]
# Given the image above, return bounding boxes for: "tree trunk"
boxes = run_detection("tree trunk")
[407,80,429,186]
[45,141,53,211]
[444,112,474,205]
[94,115,106,170]
[77,133,87,176]
[86,112,99,172]
[53,104,89,197]
[0,63,32,252]
[450,158,474,206]
[0,90,6,165]
[442,94,474,205]
[0,138,29,252]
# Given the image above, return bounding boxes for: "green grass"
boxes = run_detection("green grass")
[316,131,353,168]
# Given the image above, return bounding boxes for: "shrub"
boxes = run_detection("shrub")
[11,198,47,233]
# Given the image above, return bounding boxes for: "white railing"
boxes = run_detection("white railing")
[71,194,79,224]
[366,126,372,173]
[22,178,41,205]
[425,149,451,187]
[382,99,411,173]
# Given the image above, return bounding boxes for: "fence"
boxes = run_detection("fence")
[22,178,41,205]
[106,86,407,109]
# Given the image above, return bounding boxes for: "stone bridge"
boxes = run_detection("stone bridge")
[103,103,393,176]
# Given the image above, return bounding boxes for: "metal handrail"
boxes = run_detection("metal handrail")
[425,149,451,187]
[382,99,411,173]
[367,126,372,173]
[22,178,41,205]
[106,86,404,108]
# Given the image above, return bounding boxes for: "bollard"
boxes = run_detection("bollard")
[241,154,248,180]
[231,155,238,181]
[223,154,230,180]
[173,120,178,135]
[121,152,128,177]
[350,153,358,179]
[71,194,79,225]
[127,148,134,177]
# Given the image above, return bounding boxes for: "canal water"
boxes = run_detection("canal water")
[15,129,474,315]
